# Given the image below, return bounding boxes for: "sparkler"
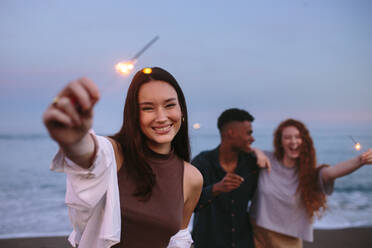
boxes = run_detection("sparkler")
[100,36,159,93]
[349,136,362,151]
[67,37,159,112]
[115,36,159,75]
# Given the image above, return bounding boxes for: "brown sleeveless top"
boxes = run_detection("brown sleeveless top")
[113,149,184,248]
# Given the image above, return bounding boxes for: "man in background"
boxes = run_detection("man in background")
[192,108,270,248]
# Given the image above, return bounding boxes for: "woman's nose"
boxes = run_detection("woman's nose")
[290,137,298,144]
[155,108,167,122]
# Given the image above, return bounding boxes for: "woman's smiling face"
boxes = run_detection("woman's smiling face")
[281,125,303,162]
[138,80,182,154]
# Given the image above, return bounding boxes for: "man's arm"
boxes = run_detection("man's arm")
[251,147,271,172]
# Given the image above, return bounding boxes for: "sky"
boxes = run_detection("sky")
[1,0,371,134]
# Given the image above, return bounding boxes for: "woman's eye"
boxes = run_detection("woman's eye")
[166,103,176,108]
[141,107,153,111]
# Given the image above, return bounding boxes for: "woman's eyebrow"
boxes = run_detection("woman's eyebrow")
[139,97,177,105]
[139,101,154,105]
[165,97,177,103]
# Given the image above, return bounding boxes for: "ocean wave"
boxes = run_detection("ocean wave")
[314,219,370,230]
[334,186,372,193]
[0,231,70,239]
[0,134,48,140]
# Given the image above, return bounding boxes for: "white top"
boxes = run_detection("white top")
[249,151,334,242]
[51,132,192,248]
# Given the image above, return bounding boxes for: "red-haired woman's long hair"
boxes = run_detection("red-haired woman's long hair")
[273,119,327,220]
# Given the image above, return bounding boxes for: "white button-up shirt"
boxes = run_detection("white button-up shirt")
[51,132,192,248]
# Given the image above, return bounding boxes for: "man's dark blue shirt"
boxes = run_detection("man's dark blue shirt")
[192,147,259,248]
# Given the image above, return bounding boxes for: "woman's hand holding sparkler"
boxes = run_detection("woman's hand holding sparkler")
[360,148,372,166]
[43,78,100,168]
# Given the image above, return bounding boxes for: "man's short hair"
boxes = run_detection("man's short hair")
[217,108,254,131]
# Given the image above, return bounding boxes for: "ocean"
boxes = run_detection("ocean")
[1,127,371,238]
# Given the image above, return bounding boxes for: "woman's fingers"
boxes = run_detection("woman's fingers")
[79,77,100,103]
[44,77,100,128]
[62,78,100,112]
[361,148,372,165]
[63,80,92,112]
[54,96,82,126]
[42,77,99,146]
[43,107,74,128]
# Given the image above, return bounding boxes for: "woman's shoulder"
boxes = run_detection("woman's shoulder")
[105,137,124,171]
[183,161,203,205]
[183,161,203,190]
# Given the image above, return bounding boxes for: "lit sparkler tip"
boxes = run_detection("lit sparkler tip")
[355,143,362,151]
[349,135,362,151]
[115,61,135,75]
[193,123,201,129]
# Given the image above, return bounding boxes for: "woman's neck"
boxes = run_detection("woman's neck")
[282,155,297,168]
[146,141,172,155]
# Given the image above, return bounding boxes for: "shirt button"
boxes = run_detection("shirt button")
[85,173,94,179]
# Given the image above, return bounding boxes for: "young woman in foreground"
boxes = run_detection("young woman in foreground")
[43,67,203,248]
[250,118,372,248]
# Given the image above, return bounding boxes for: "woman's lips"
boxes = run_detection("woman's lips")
[152,124,172,134]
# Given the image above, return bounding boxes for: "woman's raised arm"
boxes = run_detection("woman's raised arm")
[321,148,372,183]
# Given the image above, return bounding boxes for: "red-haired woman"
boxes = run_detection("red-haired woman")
[250,119,372,248]
[43,67,203,248]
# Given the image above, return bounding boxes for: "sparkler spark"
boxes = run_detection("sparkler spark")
[355,143,362,151]
[349,136,362,151]
[115,62,134,75]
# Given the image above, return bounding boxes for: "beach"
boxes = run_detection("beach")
[1,227,371,248]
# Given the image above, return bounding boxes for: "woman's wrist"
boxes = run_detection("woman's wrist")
[358,154,366,167]
[60,132,96,167]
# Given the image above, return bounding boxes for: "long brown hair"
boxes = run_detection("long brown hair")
[111,67,190,200]
[273,119,327,219]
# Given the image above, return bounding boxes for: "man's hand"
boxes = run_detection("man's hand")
[212,173,244,196]
[251,147,271,172]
